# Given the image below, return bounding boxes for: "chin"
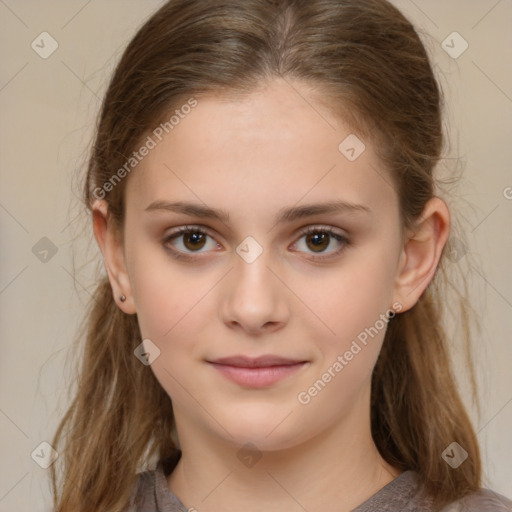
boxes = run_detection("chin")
[209,405,314,451]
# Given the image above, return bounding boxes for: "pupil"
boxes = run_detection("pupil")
[185,232,205,250]
[308,232,328,252]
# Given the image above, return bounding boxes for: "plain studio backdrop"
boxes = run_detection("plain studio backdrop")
[0,1,511,510]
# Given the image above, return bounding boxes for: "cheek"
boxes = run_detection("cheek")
[294,268,395,423]
[125,234,211,340]
[130,261,214,408]
[133,266,211,344]
[311,253,397,341]
[300,246,398,395]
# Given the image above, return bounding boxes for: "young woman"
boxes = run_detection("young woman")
[50,0,512,510]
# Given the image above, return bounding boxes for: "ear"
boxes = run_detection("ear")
[92,199,136,314]
[392,196,450,313]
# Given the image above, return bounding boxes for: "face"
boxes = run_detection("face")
[119,78,406,451]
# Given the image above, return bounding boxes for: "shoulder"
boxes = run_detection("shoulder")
[126,468,158,512]
[387,471,511,512]
[442,489,512,512]
[126,452,186,512]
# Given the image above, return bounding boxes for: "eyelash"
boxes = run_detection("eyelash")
[162,225,350,262]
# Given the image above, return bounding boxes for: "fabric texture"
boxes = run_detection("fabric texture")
[127,450,512,511]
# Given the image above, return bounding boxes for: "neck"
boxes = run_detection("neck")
[167,392,401,512]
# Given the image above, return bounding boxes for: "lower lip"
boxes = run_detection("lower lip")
[209,362,307,388]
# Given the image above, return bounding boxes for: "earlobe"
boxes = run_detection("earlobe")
[91,199,136,314]
[392,197,450,312]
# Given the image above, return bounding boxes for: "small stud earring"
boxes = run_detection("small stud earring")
[119,295,126,302]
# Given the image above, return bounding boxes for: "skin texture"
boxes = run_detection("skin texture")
[93,77,450,512]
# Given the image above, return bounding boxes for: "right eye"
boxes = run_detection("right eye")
[163,225,221,260]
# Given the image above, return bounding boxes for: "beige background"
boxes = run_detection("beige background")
[0,1,511,510]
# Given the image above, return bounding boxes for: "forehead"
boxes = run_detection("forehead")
[126,78,398,222]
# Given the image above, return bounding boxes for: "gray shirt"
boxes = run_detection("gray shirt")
[128,451,512,511]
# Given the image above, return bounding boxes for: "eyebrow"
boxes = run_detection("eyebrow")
[144,199,371,224]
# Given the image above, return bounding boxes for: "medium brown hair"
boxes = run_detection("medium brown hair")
[51,0,481,510]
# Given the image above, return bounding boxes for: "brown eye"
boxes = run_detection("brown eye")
[163,225,349,263]
[182,231,207,251]
[163,226,219,259]
[305,231,330,253]
[292,226,349,260]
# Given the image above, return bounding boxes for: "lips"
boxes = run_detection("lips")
[209,355,306,368]
[207,355,308,388]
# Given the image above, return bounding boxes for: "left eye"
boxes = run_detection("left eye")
[291,227,348,257]
[163,225,349,260]
[164,226,218,254]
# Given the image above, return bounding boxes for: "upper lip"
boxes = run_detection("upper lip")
[208,355,307,368]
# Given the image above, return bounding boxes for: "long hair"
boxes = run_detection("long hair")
[51,0,482,510]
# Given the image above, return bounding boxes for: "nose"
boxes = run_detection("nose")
[221,246,290,336]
